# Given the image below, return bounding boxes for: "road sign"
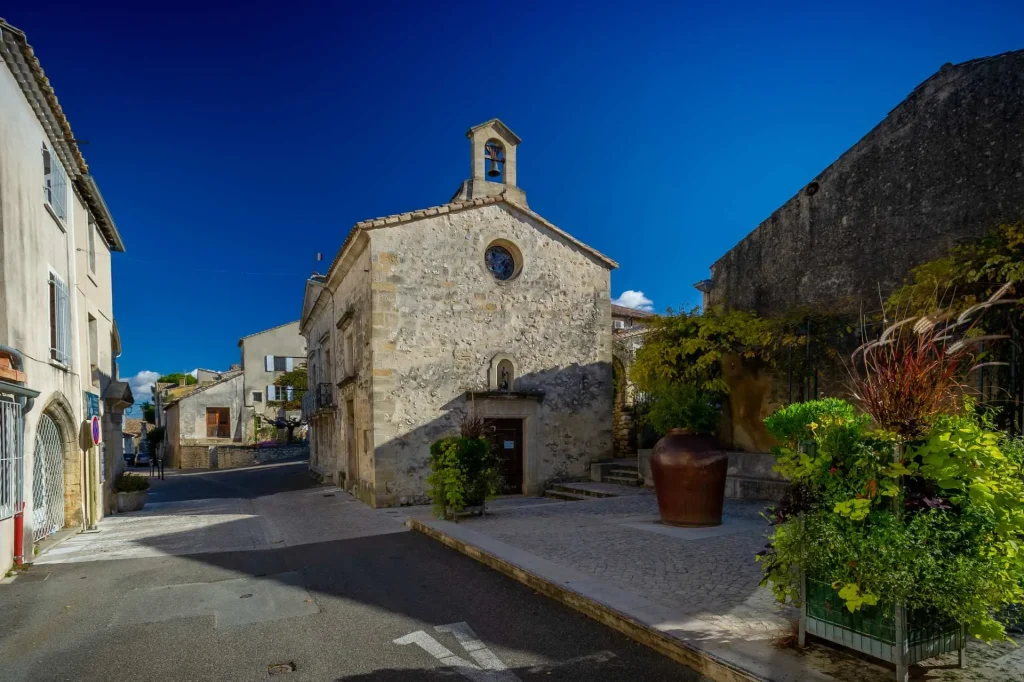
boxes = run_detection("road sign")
[85,392,99,418]
[91,415,101,446]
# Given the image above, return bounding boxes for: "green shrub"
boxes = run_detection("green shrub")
[759,399,1024,641]
[643,382,720,436]
[113,472,150,493]
[427,436,500,520]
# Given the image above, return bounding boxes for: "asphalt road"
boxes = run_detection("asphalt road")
[0,462,706,682]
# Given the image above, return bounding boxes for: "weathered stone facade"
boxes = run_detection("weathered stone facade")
[302,120,616,507]
[707,50,1024,316]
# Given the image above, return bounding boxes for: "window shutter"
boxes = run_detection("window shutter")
[267,384,276,401]
[285,357,294,371]
[286,386,294,401]
[265,355,274,372]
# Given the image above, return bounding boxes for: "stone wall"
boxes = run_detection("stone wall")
[368,202,614,506]
[174,443,308,470]
[708,51,1024,316]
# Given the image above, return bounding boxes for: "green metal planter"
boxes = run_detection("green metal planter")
[799,575,965,681]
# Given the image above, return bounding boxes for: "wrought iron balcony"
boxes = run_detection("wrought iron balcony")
[302,383,335,418]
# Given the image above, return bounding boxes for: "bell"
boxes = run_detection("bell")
[487,158,501,178]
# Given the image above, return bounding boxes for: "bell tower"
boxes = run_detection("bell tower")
[452,119,528,206]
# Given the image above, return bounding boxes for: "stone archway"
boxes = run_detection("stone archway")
[36,393,83,530]
[611,353,632,456]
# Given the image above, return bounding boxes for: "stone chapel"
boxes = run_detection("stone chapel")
[300,119,616,507]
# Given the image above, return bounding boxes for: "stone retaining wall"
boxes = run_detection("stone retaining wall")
[173,443,308,470]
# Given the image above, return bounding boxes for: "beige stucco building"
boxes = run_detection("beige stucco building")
[302,120,616,507]
[0,20,129,573]
[162,372,244,468]
[238,321,306,442]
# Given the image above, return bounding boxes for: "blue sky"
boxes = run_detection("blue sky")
[6,1,1022,411]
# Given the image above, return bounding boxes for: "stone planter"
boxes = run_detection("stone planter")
[800,575,964,680]
[650,430,728,527]
[115,490,148,513]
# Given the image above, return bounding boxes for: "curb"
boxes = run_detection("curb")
[407,517,762,682]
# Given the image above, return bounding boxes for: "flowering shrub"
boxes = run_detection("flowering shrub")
[759,398,1024,641]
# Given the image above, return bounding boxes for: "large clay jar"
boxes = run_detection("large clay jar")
[650,429,728,527]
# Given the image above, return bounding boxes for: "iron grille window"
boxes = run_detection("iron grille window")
[0,400,24,521]
[42,144,68,224]
[48,272,72,366]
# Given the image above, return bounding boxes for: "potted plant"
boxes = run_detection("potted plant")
[427,413,501,520]
[645,382,728,527]
[113,472,151,512]
[759,287,1024,680]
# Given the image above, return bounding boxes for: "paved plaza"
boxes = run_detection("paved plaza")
[411,490,1024,682]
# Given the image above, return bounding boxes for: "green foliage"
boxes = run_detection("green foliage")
[759,399,1024,641]
[145,426,165,450]
[887,221,1024,321]
[158,373,196,385]
[642,382,720,436]
[269,365,308,410]
[427,436,501,520]
[113,472,150,493]
[140,401,156,424]
[631,307,778,395]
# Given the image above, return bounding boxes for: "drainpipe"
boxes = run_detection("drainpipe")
[0,345,41,565]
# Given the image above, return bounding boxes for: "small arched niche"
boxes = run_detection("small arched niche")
[484,139,505,183]
[488,354,516,392]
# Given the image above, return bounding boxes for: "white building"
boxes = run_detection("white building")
[0,20,129,573]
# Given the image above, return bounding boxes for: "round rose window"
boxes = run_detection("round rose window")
[485,244,517,281]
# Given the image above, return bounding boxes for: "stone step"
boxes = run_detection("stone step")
[602,475,642,486]
[550,484,619,499]
[544,490,590,502]
[609,467,639,477]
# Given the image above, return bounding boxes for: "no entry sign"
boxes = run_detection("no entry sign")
[91,415,101,445]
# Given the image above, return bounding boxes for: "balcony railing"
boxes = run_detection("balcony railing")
[302,383,335,418]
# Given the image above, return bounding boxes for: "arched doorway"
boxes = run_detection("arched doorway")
[32,413,65,541]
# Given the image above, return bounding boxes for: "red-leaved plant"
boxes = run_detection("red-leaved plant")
[848,282,1015,439]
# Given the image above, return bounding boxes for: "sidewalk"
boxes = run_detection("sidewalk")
[408,492,1022,682]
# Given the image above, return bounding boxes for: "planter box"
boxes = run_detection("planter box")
[115,490,148,513]
[800,576,964,681]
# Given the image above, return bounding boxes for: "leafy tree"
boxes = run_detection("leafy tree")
[268,365,308,411]
[146,426,165,451]
[158,372,196,386]
[140,401,156,424]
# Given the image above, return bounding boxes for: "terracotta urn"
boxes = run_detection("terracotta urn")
[650,429,728,527]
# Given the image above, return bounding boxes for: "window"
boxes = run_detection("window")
[88,314,99,386]
[613,319,626,329]
[206,408,230,438]
[0,400,22,521]
[265,355,293,372]
[42,144,68,224]
[253,391,263,403]
[48,272,72,366]
[484,240,522,282]
[87,218,97,273]
[265,385,294,402]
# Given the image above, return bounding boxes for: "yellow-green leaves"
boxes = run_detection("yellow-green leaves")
[834,498,872,521]
[834,583,880,612]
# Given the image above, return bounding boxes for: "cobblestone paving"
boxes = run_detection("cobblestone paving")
[473,493,793,630]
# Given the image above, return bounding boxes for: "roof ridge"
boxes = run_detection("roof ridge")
[238,319,300,342]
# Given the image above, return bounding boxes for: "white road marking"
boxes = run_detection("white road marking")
[436,622,520,680]
[394,631,494,682]
[394,625,522,681]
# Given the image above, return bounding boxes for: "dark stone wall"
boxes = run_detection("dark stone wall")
[709,50,1024,316]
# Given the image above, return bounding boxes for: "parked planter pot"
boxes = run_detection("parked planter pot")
[800,575,964,680]
[115,490,148,513]
[650,429,728,527]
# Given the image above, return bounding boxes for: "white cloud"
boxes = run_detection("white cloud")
[188,369,199,378]
[612,290,654,312]
[127,370,160,400]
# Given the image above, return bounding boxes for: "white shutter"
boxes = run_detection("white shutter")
[265,355,274,371]
[267,385,276,401]
[285,357,294,371]
[286,386,294,401]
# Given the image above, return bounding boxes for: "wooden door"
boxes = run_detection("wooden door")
[485,418,523,494]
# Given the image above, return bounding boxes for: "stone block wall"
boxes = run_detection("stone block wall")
[368,203,614,506]
[708,51,1024,317]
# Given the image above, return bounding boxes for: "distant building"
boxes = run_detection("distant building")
[237,321,307,442]
[162,372,244,468]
